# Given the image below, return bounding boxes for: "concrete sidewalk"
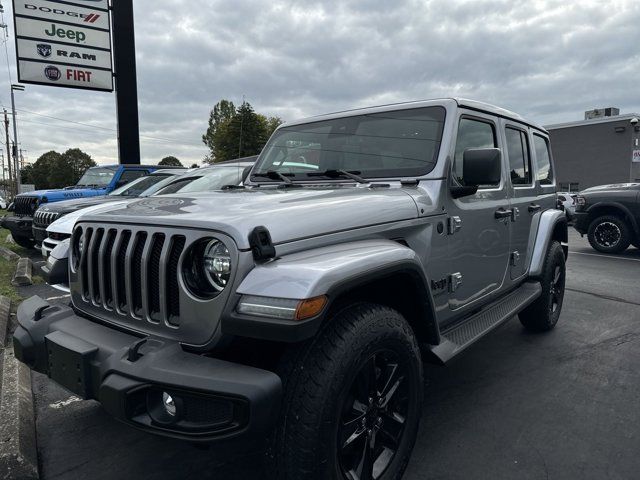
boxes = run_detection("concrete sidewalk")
[0,296,38,480]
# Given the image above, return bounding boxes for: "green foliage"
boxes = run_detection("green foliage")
[28,149,96,190]
[202,99,283,163]
[159,156,183,167]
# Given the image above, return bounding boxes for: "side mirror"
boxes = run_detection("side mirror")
[451,148,502,199]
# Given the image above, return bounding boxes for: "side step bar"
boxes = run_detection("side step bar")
[429,282,542,364]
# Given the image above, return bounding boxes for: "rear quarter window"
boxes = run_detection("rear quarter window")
[533,134,554,185]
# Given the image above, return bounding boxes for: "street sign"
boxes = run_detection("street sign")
[12,0,113,92]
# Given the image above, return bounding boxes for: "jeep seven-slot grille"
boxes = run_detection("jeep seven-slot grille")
[14,196,38,216]
[77,226,186,326]
[33,210,60,228]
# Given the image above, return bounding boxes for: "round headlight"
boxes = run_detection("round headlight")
[183,238,232,298]
[204,240,231,291]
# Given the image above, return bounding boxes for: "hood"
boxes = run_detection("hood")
[582,183,640,193]
[17,187,108,202]
[39,195,127,215]
[47,199,135,235]
[80,186,425,249]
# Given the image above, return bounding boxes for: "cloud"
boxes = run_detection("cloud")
[1,0,639,166]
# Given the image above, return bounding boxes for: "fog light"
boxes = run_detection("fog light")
[162,392,176,417]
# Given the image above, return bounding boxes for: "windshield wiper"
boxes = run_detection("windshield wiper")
[252,171,294,185]
[308,169,368,184]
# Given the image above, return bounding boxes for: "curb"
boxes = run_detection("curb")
[0,296,10,347]
[0,245,20,263]
[0,297,39,479]
[12,258,33,287]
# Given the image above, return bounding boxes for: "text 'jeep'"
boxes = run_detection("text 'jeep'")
[13,98,567,480]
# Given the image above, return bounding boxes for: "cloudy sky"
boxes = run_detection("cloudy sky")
[0,0,639,166]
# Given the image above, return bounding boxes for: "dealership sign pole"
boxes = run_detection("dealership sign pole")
[12,0,141,164]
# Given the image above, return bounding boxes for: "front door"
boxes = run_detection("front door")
[502,122,537,279]
[446,113,511,311]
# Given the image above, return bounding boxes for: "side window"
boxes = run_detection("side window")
[117,170,147,187]
[505,127,532,186]
[533,134,553,185]
[453,118,497,186]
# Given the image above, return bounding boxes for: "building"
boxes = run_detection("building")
[545,108,640,191]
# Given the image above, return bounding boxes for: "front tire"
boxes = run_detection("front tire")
[271,303,423,480]
[520,241,566,332]
[587,215,631,254]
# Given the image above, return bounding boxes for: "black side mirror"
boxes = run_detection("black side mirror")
[451,148,502,199]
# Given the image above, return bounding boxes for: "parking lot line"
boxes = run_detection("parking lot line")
[569,251,640,263]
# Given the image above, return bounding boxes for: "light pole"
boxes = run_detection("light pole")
[10,84,24,195]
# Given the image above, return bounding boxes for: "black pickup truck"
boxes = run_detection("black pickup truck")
[574,183,640,253]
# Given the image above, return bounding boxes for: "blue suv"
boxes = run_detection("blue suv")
[2,164,175,248]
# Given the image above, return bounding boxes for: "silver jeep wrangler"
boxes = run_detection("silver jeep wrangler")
[14,98,567,480]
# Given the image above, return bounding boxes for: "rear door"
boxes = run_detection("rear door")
[502,122,536,279]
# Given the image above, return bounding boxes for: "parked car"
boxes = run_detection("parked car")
[557,191,577,223]
[14,99,567,480]
[40,159,256,290]
[1,164,182,248]
[36,169,189,257]
[574,183,640,253]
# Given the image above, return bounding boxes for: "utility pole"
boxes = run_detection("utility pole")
[19,149,26,169]
[112,0,141,164]
[3,109,13,197]
[11,84,24,194]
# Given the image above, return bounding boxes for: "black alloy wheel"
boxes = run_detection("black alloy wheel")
[338,350,410,480]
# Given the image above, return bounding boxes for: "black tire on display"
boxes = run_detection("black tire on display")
[587,215,631,254]
[519,240,566,332]
[270,303,423,480]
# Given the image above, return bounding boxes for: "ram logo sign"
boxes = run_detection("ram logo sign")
[12,0,113,91]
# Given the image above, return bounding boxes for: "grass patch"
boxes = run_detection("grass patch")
[0,211,29,302]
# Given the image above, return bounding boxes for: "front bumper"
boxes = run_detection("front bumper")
[32,225,47,245]
[1,215,33,240]
[13,296,282,442]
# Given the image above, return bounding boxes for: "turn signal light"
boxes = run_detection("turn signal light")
[295,296,327,321]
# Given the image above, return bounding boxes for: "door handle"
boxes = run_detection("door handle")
[528,204,541,213]
[494,208,512,219]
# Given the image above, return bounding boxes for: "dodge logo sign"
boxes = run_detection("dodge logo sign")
[37,43,51,58]
[44,65,61,81]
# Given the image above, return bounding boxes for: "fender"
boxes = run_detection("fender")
[225,239,439,343]
[527,209,568,278]
[585,201,640,236]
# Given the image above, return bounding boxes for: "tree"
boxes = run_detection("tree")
[28,149,95,189]
[190,163,199,168]
[202,100,283,163]
[202,100,236,158]
[63,148,96,183]
[159,156,183,167]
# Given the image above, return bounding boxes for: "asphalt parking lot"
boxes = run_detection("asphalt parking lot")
[17,230,640,479]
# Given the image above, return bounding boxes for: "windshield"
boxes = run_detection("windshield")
[139,174,184,196]
[252,106,445,181]
[174,167,244,194]
[76,167,116,187]
[109,174,172,197]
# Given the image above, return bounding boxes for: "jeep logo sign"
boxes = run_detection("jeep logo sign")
[12,0,113,91]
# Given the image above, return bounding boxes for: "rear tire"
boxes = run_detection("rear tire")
[587,215,631,254]
[520,241,566,332]
[270,303,423,480]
